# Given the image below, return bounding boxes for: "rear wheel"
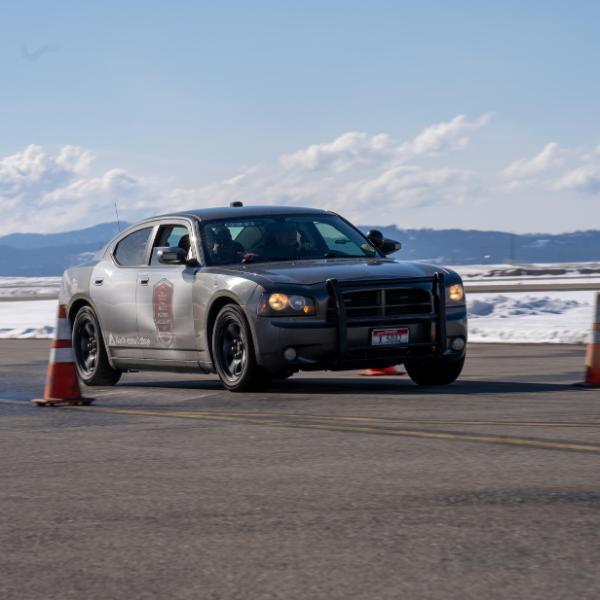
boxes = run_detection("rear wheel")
[405,356,465,386]
[72,306,122,386]
[212,304,269,392]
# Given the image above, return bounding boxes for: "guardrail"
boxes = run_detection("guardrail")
[464,281,600,293]
[1,278,599,302]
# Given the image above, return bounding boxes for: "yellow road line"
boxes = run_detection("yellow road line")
[84,405,600,429]
[67,405,600,454]
[16,396,600,428]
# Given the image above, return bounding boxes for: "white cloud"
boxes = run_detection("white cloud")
[348,166,473,212]
[280,132,394,172]
[0,145,154,235]
[0,115,493,235]
[280,114,491,172]
[499,142,600,200]
[10,114,597,236]
[553,164,600,194]
[406,113,491,157]
[502,142,561,180]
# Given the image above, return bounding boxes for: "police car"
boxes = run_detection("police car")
[62,204,467,391]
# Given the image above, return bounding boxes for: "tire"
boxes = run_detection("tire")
[211,304,269,392]
[72,306,122,386]
[405,356,465,386]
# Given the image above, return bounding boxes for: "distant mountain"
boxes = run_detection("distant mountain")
[0,222,128,250]
[366,227,600,265]
[0,222,129,276]
[1,221,599,276]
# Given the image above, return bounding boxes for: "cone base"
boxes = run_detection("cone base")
[32,397,95,407]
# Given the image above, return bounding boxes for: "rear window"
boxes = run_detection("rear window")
[113,228,152,266]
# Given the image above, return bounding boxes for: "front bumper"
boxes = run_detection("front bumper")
[252,273,467,372]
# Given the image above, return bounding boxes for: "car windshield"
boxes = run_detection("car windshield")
[200,214,378,265]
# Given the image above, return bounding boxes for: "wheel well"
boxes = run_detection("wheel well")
[206,298,238,357]
[68,299,91,325]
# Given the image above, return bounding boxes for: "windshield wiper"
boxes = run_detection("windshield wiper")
[323,251,373,259]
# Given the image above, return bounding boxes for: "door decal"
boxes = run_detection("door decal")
[153,278,174,346]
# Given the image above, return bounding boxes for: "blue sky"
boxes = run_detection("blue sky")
[1,0,599,234]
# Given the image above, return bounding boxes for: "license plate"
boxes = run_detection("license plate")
[371,327,409,346]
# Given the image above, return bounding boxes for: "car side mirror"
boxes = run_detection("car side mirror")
[367,230,401,255]
[380,238,402,255]
[367,230,384,247]
[157,247,187,265]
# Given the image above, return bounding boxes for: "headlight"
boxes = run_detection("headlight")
[268,293,288,311]
[260,293,316,316]
[448,283,464,303]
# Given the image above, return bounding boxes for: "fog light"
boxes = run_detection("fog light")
[450,337,465,352]
[283,347,297,361]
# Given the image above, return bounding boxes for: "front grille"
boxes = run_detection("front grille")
[327,283,433,324]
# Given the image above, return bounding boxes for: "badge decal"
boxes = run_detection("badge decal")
[153,278,174,346]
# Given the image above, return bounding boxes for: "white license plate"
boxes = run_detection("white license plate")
[371,327,409,346]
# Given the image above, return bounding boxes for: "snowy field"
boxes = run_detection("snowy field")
[0,276,62,299]
[0,279,596,344]
[0,299,57,338]
[467,291,594,344]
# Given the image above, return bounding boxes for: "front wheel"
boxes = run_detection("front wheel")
[404,356,465,386]
[72,306,122,386]
[211,304,269,392]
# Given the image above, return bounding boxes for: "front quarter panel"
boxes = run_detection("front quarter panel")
[194,270,264,364]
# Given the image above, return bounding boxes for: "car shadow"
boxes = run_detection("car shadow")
[117,377,587,396]
[267,378,587,395]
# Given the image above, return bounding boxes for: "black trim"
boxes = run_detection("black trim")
[326,274,447,367]
[434,272,447,355]
[326,279,347,359]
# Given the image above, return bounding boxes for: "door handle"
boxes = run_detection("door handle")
[94,278,104,286]
[139,274,150,285]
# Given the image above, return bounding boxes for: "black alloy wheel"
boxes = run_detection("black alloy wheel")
[72,306,122,386]
[212,304,269,392]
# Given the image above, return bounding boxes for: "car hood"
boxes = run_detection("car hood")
[214,258,458,286]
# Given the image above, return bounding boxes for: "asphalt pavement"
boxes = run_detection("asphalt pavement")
[1,340,600,600]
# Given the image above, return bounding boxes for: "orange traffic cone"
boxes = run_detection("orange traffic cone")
[32,304,94,406]
[576,292,600,388]
[359,365,406,376]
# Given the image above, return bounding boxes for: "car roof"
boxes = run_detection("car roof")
[144,205,333,222]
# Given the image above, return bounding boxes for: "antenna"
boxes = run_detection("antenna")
[113,198,121,232]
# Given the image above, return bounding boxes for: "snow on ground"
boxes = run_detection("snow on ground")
[467,291,595,344]
[0,277,61,299]
[452,262,600,279]
[0,291,596,344]
[0,300,57,338]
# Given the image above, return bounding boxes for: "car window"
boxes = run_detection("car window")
[200,215,377,265]
[113,227,153,266]
[314,222,367,254]
[150,224,192,265]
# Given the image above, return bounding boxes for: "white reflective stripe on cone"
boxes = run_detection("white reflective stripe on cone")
[50,347,75,363]
[56,318,71,341]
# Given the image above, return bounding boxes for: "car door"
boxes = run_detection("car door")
[135,220,200,363]
[91,225,154,360]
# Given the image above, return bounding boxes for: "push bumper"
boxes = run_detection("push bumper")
[252,273,467,372]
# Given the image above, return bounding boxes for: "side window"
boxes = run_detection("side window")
[113,228,152,266]
[150,224,192,265]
